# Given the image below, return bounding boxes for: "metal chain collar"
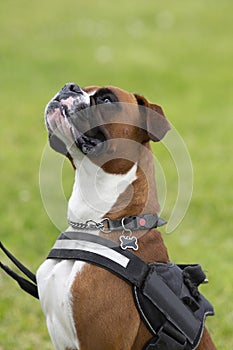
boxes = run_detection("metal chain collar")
[67,218,111,233]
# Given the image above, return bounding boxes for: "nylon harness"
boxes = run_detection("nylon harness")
[0,226,214,350]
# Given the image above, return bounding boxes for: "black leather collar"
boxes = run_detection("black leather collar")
[68,213,167,233]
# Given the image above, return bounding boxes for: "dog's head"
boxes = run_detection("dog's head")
[45,83,170,172]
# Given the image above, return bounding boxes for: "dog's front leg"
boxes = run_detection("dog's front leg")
[197,328,217,350]
[71,265,143,350]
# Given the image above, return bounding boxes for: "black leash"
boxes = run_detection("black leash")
[0,242,38,299]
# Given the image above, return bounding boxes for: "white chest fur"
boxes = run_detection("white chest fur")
[37,259,84,350]
[37,160,137,350]
[68,156,137,223]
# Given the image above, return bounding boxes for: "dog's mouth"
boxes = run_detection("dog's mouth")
[45,84,107,157]
[71,124,107,157]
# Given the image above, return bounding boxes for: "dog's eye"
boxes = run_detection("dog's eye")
[103,97,111,104]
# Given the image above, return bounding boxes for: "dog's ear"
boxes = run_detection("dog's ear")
[48,134,73,163]
[134,94,170,142]
[49,134,75,168]
[49,134,68,156]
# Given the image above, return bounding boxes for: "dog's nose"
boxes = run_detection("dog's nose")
[61,83,83,95]
[55,83,83,101]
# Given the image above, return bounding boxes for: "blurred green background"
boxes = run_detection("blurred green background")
[0,0,232,349]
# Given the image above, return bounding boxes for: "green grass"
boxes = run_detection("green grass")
[0,0,232,348]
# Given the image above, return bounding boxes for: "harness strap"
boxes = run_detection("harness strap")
[48,232,149,287]
[143,329,187,350]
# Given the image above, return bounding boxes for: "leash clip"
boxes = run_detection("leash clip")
[85,219,105,230]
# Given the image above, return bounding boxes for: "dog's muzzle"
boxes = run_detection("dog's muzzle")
[45,83,107,157]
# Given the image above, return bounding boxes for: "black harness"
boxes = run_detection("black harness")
[48,232,214,350]
[0,225,214,350]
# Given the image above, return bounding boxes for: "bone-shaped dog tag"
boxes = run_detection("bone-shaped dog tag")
[120,235,138,251]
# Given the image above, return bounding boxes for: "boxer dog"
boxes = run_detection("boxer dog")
[37,83,216,350]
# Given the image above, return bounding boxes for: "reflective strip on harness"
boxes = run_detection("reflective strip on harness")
[52,239,130,268]
[48,232,149,287]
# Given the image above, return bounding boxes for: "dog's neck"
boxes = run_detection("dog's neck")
[67,157,138,224]
[106,142,160,219]
[68,142,160,224]
[67,143,169,262]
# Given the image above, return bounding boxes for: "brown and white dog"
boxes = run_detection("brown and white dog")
[36,83,216,350]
